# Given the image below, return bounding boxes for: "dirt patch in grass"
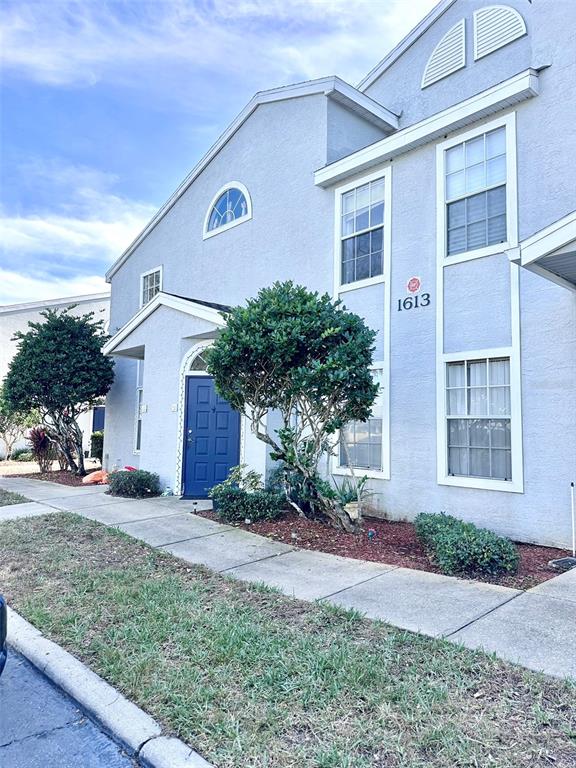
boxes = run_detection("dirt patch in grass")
[0,488,29,506]
[1,512,575,768]
[14,468,102,487]
[197,510,566,590]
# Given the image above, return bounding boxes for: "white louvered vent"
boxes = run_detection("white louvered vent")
[421,19,466,89]
[474,6,527,60]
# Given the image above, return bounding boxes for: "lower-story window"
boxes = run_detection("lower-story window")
[134,361,144,453]
[446,357,511,480]
[340,368,384,472]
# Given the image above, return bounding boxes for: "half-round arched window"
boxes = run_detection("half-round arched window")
[203,182,252,238]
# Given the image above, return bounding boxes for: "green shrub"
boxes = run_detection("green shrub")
[108,470,161,498]
[414,512,519,577]
[90,431,104,462]
[212,486,285,523]
[12,448,34,462]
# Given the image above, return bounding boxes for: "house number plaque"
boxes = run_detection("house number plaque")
[397,276,431,312]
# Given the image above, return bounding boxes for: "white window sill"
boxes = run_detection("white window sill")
[203,214,251,240]
[333,466,390,481]
[438,474,523,493]
[338,275,385,294]
[444,241,511,267]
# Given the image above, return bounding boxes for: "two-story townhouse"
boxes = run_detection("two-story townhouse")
[102,0,576,548]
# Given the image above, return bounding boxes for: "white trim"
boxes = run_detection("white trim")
[521,263,576,294]
[473,5,527,61]
[436,112,518,266]
[331,167,392,482]
[436,348,523,493]
[514,210,576,267]
[332,167,391,293]
[105,76,397,281]
[333,360,389,481]
[133,386,143,455]
[202,181,253,240]
[338,275,386,294]
[421,19,466,90]
[139,265,163,308]
[174,342,245,496]
[0,292,110,315]
[315,69,539,188]
[102,292,226,356]
[435,113,523,493]
[358,0,458,90]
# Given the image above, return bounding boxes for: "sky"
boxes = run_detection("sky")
[0,0,438,305]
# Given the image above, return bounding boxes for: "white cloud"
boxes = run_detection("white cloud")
[0,158,157,303]
[1,0,438,91]
[0,268,108,306]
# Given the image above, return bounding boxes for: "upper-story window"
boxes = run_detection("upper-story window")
[340,178,385,285]
[141,267,162,307]
[204,182,252,239]
[445,126,507,257]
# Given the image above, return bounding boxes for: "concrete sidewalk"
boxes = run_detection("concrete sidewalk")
[1,476,575,680]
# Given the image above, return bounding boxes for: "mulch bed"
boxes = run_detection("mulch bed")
[198,509,569,590]
[14,469,102,487]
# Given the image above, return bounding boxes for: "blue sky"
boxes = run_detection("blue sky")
[0,0,436,304]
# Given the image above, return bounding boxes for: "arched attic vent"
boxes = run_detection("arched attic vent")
[474,5,527,60]
[421,19,466,89]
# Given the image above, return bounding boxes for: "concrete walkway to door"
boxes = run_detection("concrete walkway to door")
[1,476,575,681]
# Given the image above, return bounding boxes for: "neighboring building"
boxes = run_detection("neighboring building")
[0,293,110,458]
[102,0,576,548]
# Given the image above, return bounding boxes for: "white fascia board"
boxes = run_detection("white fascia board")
[516,211,576,266]
[357,0,458,91]
[105,77,396,282]
[102,292,226,356]
[0,292,110,315]
[315,69,540,188]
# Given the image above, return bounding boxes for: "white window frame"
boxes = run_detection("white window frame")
[203,181,252,240]
[436,113,518,267]
[133,361,144,454]
[333,168,391,294]
[140,266,163,308]
[437,347,523,493]
[333,360,389,480]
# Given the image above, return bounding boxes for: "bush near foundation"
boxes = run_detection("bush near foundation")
[90,431,104,462]
[414,512,519,577]
[211,486,285,523]
[11,447,34,461]
[108,470,161,498]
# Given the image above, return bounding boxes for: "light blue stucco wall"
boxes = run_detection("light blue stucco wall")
[105,0,576,546]
[363,0,532,127]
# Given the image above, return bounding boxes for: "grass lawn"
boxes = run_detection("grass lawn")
[0,488,29,506]
[1,513,574,768]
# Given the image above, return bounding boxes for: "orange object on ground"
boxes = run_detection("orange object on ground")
[82,470,109,485]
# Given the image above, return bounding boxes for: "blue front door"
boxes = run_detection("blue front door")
[182,376,241,498]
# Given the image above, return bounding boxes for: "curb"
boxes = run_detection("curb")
[7,607,214,768]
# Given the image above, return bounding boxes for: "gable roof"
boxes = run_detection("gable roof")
[105,76,398,282]
[0,292,110,316]
[102,291,227,356]
[357,0,458,91]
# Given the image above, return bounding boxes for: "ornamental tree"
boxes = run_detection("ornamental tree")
[4,308,114,475]
[0,385,37,459]
[206,281,377,532]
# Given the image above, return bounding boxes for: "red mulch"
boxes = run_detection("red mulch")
[198,509,569,590]
[15,469,102,487]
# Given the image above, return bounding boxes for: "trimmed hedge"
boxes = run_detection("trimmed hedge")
[414,512,519,577]
[108,470,161,498]
[212,486,285,523]
[91,431,104,462]
[11,448,34,461]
